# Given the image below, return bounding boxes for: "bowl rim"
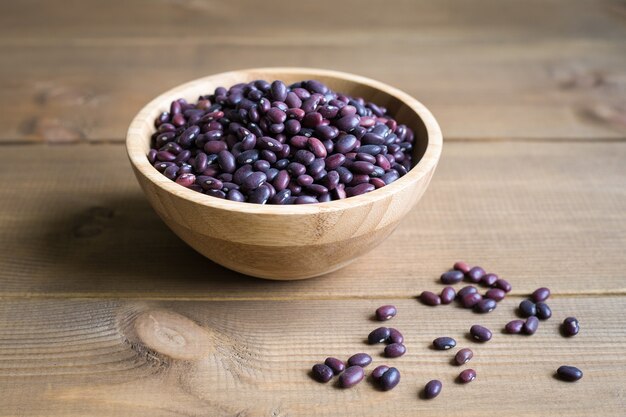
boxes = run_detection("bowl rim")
[126,67,442,215]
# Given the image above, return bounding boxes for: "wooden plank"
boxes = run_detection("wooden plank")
[1,0,625,142]
[0,142,624,298]
[0,297,623,416]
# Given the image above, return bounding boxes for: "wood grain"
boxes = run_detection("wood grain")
[1,0,626,142]
[0,142,624,297]
[0,297,623,416]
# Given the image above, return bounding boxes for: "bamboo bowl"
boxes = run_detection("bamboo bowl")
[127,68,442,280]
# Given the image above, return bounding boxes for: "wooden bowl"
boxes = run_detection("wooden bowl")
[126,68,442,280]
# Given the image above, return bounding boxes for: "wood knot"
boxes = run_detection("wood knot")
[134,310,212,360]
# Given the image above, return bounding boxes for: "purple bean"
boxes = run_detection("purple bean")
[372,365,389,380]
[454,348,473,365]
[440,286,456,304]
[556,366,583,382]
[474,298,497,313]
[324,357,345,375]
[311,364,333,383]
[495,279,512,292]
[461,292,482,308]
[531,287,551,302]
[523,316,539,335]
[388,328,403,344]
[375,305,397,321]
[384,343,406,358]
[423,380,442,399]
[466,266,485,283]
[519,300,537,317]
[420,291,441,306]
[485,288,506,301]
[433,337,456,350]
[481,273,498,287]
[441,270,464,285]
[562,317,579,337]
[505,319,525,334]
[536,302,552,320]
[339,366,365,388]
[470,324,492,342]
[458,369,476,383]
[379,367,400,391]
[347,353,372,368]
[368,327,391,344]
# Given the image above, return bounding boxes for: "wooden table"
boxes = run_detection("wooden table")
[1,1,625,416]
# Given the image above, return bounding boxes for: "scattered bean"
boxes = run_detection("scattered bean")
[440,287,456,304]
[368,327,391,344]
[495,279,512,292]
[348,353,372,367]
[536,302,552,320]
[455,348,474,365]
[388,328,404,344]
[420,291,442,306]
[372,365,390,380]
[485,288,506,301]
[562,317,580,337]
[531,287,551,302]
[556,365,583,382]
[384,343,407,358]
[339,366,365,388]
[453,261,471,274]
[466,266,486,283]
[457,286,478,298]
[474,298,497,313]
[324,357,345,375]
[458,369,476,383]
[461,292,482,308]
[519,300,537,317]
[481,273,498,287]
[375,305,397,321]
[523,316,539,335]
[423,380,442,399]
[441,270,464,285]
[311,364,334,383]
[505,320,525,334]
[433,337,456,350]
[379,367,401,391]
[470,324,492,342]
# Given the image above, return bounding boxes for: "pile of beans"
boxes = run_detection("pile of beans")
[310,260,584,400]
[148,79,416,204]
[419,261,511,313]
[311,304,406,390]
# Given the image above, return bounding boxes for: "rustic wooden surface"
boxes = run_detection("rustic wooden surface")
[0,1,625,416]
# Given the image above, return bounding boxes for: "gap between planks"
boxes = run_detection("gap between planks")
[0,290,624,302]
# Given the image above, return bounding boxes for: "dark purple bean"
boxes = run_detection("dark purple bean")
[157,151,177,162]
[242,171,267,191]
[311,364,333,383]
[357,144,382,155]
[233,164,253,185]
[284,119,301,135]
[324,357,345,375]
[474,298,497,314]
[296,174,314,187]
[257,136,283,151]
[456,285,478,299]
[247,184,271,204]
[440,287,456,304]
[302,112,323,128]
[178,163,193,174]
[346,183,375,197]
[221,182,238,192]
[441,270,464,285]
[347,353,372,368]
[536,302,552,320]
[531,287,551,302]
[485,288,506,301]
[361,132,385,145]
[287,162,306,177]
[253,160,271,172]
[523,316,539,335]
[333,134,357,154]
[315,125,338,140]
[420,291,441,306]
[154,161,174,172]
[336,166,353,184]
[325,154,345,170]
[284,92,301,109]
[519,300,537,317]
[379,367,400,391]
[495,279,512,292]
[466,266,485,283]
[318,105,339,119]
[375,305,397,321]
[461,292,482,308]
[305,80,328,94]
[267,107,286,124]
[368,327,391,344]
[236,149,260,165]
[175,173,195,188]
[458,369,476,383]
[147,149,157,164]
[455,348,473,365]
[481,273,498,287]
[351,161,375,175]
[172,113,185,127]
[269,80,287,102]
[388,328,403,344]
[307,137,327,158]
[163,165,179,180]
[198,176,223,191]
[562,317,579,337]
[306,184,328,196]
[272,170,290,191]
[381,170,399,185]
[470,324,492,342]
[424,380,442,399]
[295,195,318,204]
[290,135,308,149]
[217,150,236,173]
[556,366,583,382]
[356,153,376,164]
[335,115,360,132]
[339,366,365,388]
[295,149,315,166]
[433,337,456,350]
[260,150,277,164]
[372,365,389,380]
[194,152,208,173]
[173,150,191,164]
[349,174,369,186]
[269,189,291,205]
[384,343,406,358]
[370,177,385,189]
[505,320,525,334]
